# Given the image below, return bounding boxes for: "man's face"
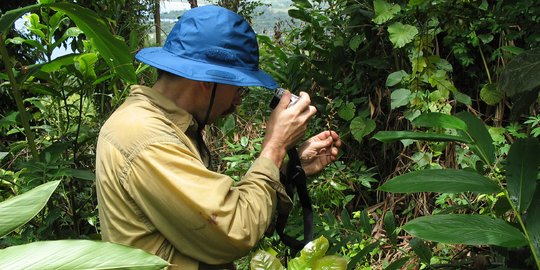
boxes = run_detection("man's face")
[209,84,246,122]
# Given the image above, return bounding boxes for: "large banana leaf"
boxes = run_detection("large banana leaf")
[379,169,500,194]
[0,181,60,238]
[0,240,169,269]
[505,138,540,213]
[404,214,528,248]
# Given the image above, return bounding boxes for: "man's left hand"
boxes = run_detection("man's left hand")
[298,130,341,176]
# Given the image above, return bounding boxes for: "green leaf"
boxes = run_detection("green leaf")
[0,3,42,34]
[289,236,330,270]
[373,131,472,144]
[386,70,408,87]
[40,53,78,73]
[372,0,401,24]
[250,250,285,270]
[412,112,468,131]
[498,48,540,97]
[526,188,540,260]
[360,210,372,234]
[0,240,169,269]
[383,211,397,246]
[0,181,60,237]
[453,91,472,105]
[379,169,500,194]
[313,255,348,270]
[288,9,311,23]
[390,88,410,109]
[350,117,376,142]
[480,83,504,105]
[456,111,495,164]
[387,22,418,48]
[349,35,364,52]
[74,53,98,81]
[506,138,540,213]
[384,257,409,270]
[403,214,528,248]
[67,168,96,181]
[409,238,431,264]
[292,0,313,8]
[0,152,8,162]
[50,2,136,83]
[338,102,356,121]
[348,241,378,269]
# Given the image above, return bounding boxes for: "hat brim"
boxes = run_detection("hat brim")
[136,47,278,89]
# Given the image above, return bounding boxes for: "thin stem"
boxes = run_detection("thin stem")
[479,46,492,84]
[0,35,39,159]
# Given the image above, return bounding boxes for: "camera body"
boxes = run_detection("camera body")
[271,88,300,108]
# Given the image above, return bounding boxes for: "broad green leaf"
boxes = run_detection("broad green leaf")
[526,188,540,260]
[373,131,472,144]
[480,83,504,105]
[250,250,285,270]
[383,211,397,246]
[498,48,540,97]
[349,35,364,52]
[351,117,376,142]
[412,112,467,131]
[338,102,356,121]
[453,91,472,105]
[0,240,169,269]
[384,257,409,270]
[456,111,495,164]
[67,168,96,181]
[386,70,408,87]
[387,22,418,48]
[0,181,60,238]
[288,236,330,270]
[403,214,528,248]
[379,169,500,194]
[0,3,42,34]
[288,9,311,23]
[390,88,410,109]
[372,0,401,24]
[360,209,372,234]
[50,2,136,83]
[409,238,431,264]
[74,53,98,81]
[292,0,313,8]
[313,255,348,270]
[506,138,540,213]
[41,53,79,73]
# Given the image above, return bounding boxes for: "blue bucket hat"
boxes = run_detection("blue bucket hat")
[135,5,277,89]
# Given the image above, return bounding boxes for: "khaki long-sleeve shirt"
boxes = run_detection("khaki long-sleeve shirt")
[96,85,291,269]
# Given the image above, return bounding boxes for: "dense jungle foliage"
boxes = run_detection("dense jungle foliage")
[1,0,540,269]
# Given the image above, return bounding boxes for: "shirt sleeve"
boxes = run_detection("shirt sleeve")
[123,140,290,264]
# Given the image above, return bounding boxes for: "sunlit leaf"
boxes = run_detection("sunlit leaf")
[373,131,472,144]
[379,169,500,194]
[292,0,313,8]
[0,181,60,238]
[386,70,408,87]
[388,22,418,48]
[74,53,98,81]
[250,250,285,270]
[372,0,401,24]
[350,117,376,142]
[506,138,540,213]
[498,48,540,97]
[288,236,330,270]
[0,240,169,269]
[456,111,495,164]
[50,2,136,83]
[404,214,528,248]
[312,255,348,270]
[412,112,467,131]
[0,3,42,34]
[390,88,410,109]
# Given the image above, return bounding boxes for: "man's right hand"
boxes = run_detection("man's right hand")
[261,90,317,168]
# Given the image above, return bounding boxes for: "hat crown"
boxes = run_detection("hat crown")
[163,6,259,70]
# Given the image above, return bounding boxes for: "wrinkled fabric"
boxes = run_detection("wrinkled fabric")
[96,85,292,269]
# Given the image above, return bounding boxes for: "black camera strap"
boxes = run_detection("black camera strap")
[269,95,314,253]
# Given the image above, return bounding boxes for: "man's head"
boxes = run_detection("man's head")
[136,5,277,89]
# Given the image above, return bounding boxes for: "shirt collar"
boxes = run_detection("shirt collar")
[129,85,198,132]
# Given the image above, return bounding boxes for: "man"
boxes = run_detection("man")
[95,5,341,270]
